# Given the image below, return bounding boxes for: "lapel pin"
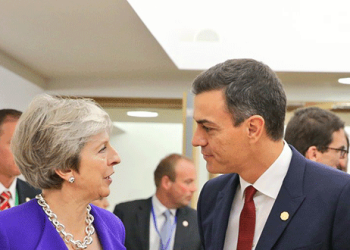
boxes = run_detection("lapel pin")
[280,211,289,221]
[25,197,31,202]
[182,220,189,227]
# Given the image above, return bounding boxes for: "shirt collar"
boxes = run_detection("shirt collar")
[239,142,292,200]
[0,177,17,201]
[152,195,177,217]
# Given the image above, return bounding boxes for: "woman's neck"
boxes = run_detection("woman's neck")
[41,188,89,239]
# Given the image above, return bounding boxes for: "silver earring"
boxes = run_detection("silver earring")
[68,176,75,183]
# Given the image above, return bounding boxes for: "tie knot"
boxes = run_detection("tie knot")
[163,210,171,220]
[244,186,256,202]
[1,191,11,200]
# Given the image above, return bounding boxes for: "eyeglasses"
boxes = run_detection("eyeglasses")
[325,147,349,159]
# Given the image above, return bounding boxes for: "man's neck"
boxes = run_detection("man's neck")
[155,191,176,209]
[0,175,16,189]
[239,139,285,184]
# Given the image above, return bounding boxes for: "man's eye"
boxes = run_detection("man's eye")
[203,126,211,132]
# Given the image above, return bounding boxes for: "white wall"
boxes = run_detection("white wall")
[107,122,183,212]
[0,66,44,110]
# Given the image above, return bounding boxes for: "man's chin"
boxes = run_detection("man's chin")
[206,163,222,174]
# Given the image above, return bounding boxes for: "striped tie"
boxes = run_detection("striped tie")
[0,191,11,211]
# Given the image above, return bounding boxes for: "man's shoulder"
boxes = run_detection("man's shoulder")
[113,197,151,213]
[115,197,150,207]
[16,178,41,193]
[178,205,198,218]
[304,159,350,188]
[202,173,237,193]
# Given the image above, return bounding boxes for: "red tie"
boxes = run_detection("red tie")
[237,186,257,250]
[0,191,11,211]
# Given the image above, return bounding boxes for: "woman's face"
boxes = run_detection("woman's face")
[75,131,120,201]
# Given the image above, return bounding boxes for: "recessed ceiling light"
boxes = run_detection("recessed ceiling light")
[127,111,158,117]
[338,78,350,84]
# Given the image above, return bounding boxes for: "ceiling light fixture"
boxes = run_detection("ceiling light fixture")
[338,78,350,84]
[127,111,158,118]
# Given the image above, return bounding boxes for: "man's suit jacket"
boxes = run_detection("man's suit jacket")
[0,199,126,249]
[198,146,350,250]
[16,178,41,204]
[114,197,202,250]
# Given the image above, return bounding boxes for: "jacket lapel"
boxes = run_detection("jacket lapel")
[256,147,306,249]
[35,211,68,249]
[173,208,186,249]
[136,198,152,250]
[212,174,239,249]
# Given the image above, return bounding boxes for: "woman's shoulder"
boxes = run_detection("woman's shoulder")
[0,199,42,223]
[90,204,126,248]
[90,204,124,229]
[0,199,46,249]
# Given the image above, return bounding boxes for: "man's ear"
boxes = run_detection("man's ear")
[55,169,74,182]
[245,115,265,142]
[160,175,172,190]
[304,146,318,161]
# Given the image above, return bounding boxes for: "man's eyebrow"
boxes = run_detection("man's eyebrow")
[195,119,215,125]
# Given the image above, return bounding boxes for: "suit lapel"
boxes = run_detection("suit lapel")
[135,198,152,250]
[174,208,186,249]
[256,148,306,250]
[212,174,239,249]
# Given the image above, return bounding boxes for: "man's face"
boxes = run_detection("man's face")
[168,159,197,208]
[192,90,250,174]
[0,120,21,179]
[316,129,348,172]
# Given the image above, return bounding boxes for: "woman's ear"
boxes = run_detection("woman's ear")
[55,169,74,182]
[304,146,318,161]
[245,115,265,142]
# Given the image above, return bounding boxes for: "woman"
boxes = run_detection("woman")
[91,197,110,209]
[0,94,126,250]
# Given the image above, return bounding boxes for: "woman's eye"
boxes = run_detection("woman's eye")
[99,146,107,153]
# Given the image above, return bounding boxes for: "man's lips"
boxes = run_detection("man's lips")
[202,152,213,157]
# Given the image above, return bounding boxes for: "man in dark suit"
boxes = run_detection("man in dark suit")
[0,109,40,211]
[113,153,202,250]
[191,59,350,249]
[285,107,348,172]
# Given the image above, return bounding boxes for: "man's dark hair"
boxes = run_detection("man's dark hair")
[154,153,191,188]
[0,109,22,135]
[285,107,345,156]
[192,58,286,141]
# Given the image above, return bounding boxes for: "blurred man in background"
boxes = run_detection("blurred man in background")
[113,153,202,250]
[285,107,348,172]
[0,109,40,211]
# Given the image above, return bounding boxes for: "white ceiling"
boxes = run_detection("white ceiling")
[0,0,350,102]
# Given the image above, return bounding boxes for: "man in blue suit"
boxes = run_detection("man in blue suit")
[191,58,350,249]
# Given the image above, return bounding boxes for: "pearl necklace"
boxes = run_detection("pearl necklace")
[36,194,95,249]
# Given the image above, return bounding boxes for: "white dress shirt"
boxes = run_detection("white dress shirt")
[223,142,292,250]
[0,178,17,208]
[149,195,177,250]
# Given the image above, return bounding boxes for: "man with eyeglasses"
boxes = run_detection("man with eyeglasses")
[285,107,348,172]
